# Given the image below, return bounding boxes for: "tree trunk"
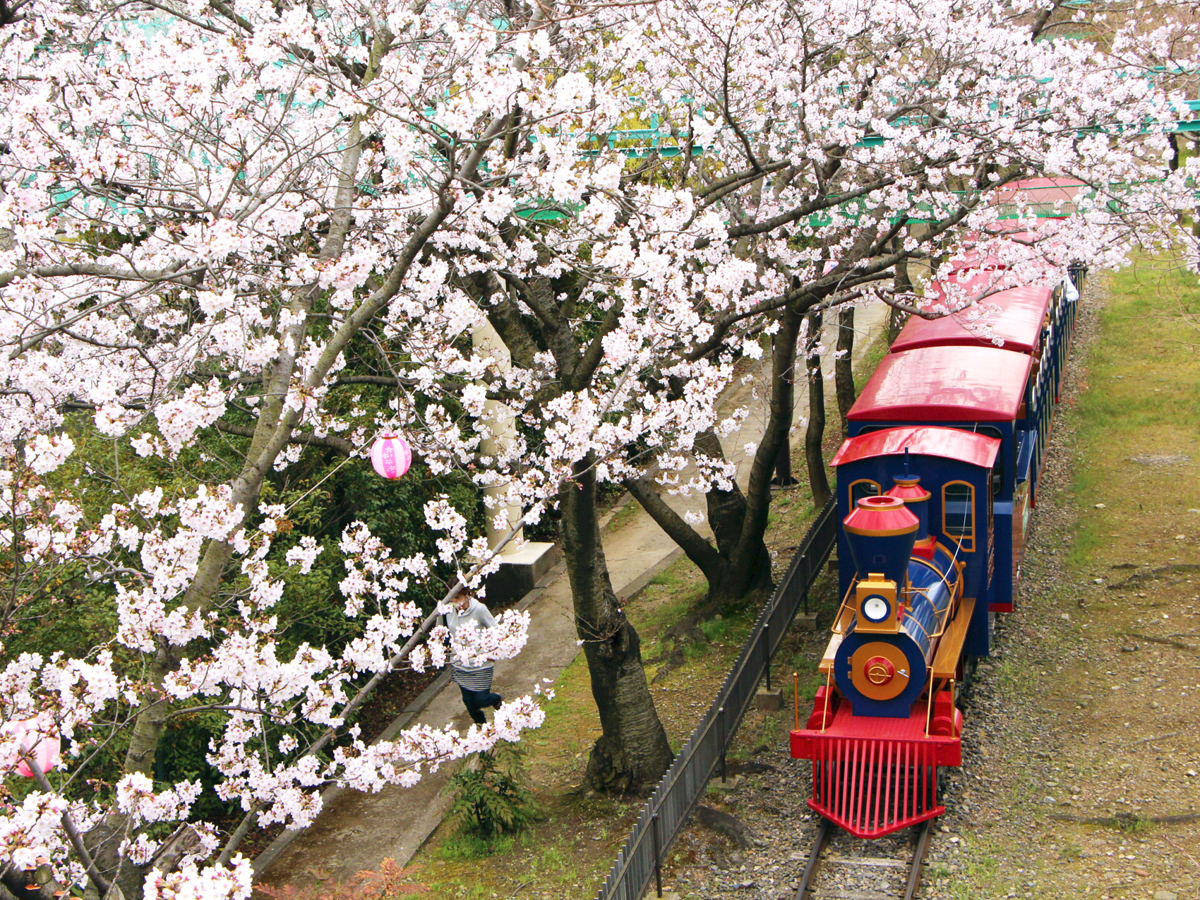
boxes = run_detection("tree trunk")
[835,305,855,437]
[711,302,807,607]
[769,337,797,486]
[804,310,832,508]
[562,455,673,794]
[695,431,773,607]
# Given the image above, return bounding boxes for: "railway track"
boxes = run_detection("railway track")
[794,818,934,900]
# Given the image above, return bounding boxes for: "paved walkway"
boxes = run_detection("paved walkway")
[254,304,889,885]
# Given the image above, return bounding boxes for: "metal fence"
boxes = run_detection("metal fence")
[594,497,838,900]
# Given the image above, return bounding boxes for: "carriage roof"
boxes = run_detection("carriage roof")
[848,345,1032,423]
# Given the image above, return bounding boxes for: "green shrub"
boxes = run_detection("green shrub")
[698,616,729,643]
[447,745,539,837]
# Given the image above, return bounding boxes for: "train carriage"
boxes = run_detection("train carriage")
[845,344,1033,612]
[890,282,1059,507]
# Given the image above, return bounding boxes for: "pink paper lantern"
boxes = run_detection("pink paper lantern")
[2,716,61,778]
[370,433,412,480]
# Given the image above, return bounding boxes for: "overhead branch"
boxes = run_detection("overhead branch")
[213,419,356,456]
[497,271,561,330]
[0,261,203,291]
[0,0,30,26]
[726,177,898,239]
[1029,0,1065,41]
[484,283,543,370]
[206,0,253,32]
[22,751,111,896]
[572,298,624,390]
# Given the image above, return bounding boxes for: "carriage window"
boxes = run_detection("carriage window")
[849,480,881,507]
[943,482,975,552]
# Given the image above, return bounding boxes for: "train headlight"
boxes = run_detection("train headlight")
[861,594,890,623]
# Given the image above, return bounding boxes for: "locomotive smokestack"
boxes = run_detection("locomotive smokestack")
[886,475,931,542]
[842,495,918,585]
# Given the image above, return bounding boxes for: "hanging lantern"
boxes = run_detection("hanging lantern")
[370,433,412,479]
[1,716,61,778]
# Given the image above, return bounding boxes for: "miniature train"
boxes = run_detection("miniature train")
[790,185,1087,838]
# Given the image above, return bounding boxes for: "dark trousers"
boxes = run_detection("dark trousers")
[459,685,502,725]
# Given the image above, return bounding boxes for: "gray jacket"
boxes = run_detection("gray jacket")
[445,597,498,674]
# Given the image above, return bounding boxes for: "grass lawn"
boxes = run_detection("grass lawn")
[1070,260,1200,569]
[918,259,1200,900]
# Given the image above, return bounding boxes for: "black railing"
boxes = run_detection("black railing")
[595,497,838,900]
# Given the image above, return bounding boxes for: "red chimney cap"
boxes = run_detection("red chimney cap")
[844,495,919,536]
[887,478,932,503]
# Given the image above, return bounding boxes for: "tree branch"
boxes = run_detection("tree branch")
[213,419,355,456]
[622,475,727,583]
[22,750,112,896]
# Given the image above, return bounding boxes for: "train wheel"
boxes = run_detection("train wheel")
[930,715,955,737]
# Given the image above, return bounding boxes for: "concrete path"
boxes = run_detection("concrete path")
[254,304,890,885]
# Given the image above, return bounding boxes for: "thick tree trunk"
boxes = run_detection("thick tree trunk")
[563,456,673,794]
[835,305,856,437]
[695,431,772,607]
[769,339,797,486]
[804,310,832,508]
[771,436,795,486]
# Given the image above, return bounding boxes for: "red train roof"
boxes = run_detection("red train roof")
[926,269,1004,304]
[831,426,1001,469]
[848,345,1032,422]
[991,178,1086,218]
[890,285,1053,355]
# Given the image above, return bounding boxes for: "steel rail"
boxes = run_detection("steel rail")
[793,818,832,899]
[904,819,935,900]
[792,816,936,900]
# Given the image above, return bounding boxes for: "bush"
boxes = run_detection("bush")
[447,744,539,837]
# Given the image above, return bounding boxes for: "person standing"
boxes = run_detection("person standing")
[445,591,504,725]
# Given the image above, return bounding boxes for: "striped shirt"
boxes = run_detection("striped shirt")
[451,665,495,691]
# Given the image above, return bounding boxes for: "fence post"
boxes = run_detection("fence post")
[800,556,809,615]
[718,706,727,782]
[651,813,663,898]
[763,622,771,691]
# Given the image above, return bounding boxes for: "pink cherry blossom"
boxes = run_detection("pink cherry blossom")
[0,0,1194,896]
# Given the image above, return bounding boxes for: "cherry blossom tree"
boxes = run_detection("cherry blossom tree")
[0,0,605,895]
[598,0,1200,615]
[0,0,1196,897]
